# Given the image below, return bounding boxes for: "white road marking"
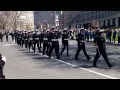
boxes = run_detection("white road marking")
[3,44,16,46]
[20,44,118,79]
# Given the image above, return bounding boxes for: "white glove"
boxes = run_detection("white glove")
[2,56,6,62]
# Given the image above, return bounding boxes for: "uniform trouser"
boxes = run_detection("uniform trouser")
[18,39,20,45]
[19,39,22,46]
[12,36,14,41]
[17,38,19,44]
[93,48,112,67]
[40,40,42,48]
[22,40,24,47]
[0,37,3,42]
[85,34,87,40]
[28,41,33,50]
[0,68,4,79]
[43,41,49,55]
[75,42,90,59]
[118,36,120,44]
[6,36,8,41]
[49,41,59,58]
[25,40,28,48]
[61,40,69,55]
[15,37,17,43]
[33,40,40,52]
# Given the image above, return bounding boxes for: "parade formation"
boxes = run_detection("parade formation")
[0,26,116,69]
[1,11,120,79]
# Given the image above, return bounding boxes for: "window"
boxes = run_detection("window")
[34,11,39,14]
[98,14,100,19]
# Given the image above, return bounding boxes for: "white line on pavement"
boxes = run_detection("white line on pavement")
[20,44,118,79]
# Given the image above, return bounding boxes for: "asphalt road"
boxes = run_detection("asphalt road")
[1,36,120,79]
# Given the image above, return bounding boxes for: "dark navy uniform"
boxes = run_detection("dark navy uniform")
[11,31,15,41]
[6,32,9,42]
[21,32,25,47]
[48,28,60,59]
[33,31,41,53]
[19,31,23,46]
[42,31,49,55]
[24,32,28,48]
[14,30,18,43]
[61,29,69,56]
[93,30,113,69]
[0,32,3,42]
[0,54,5,79]
[28,31,34,50]
[17,31,20,45]
[39,30,44,48]
[75,29,91,60]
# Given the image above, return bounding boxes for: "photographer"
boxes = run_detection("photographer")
[0,54,6,79]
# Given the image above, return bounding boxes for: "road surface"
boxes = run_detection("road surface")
[1,36,120,79]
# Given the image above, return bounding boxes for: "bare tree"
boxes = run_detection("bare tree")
[9,11,24,30]
[91,20,100,29]
[0,11,24,32]
[0,11,11,31]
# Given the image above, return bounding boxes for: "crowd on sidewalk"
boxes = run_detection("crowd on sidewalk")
[68,28,120,44]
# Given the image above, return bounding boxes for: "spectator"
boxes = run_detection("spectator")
[113,29,117,44]
[89,30,92,41]
[106,30,109,42]
[92,30,95,40]
[118,30,120,44]
[108,29,112,43]
[85,29,89,41]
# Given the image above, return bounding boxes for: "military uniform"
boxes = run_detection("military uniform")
[19,31,23,46]
[75,29,91,60]
[93,30,113,69]
[61,29,69,56]
[28,31,34,50]
[39,30,44,48]
[42,30,49,55]
[14,30,18,43]
[11,31,15,41]
[0,54,5,79]
[118,30,120,44]
[21,32,25,47]
[33,30,41,53]
[17,31,20,45]
[48,27,60,59]
[0,32,3,42]
[6,32,9,42]
[24,31,28,48]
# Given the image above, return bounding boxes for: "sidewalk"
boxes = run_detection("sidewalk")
[69,39,120,46]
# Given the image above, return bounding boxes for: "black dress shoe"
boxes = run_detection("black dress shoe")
[67,55,70,57]
[93,65,97,67]
[109,65,114,69]
[57,56,61,59]
[75,58,79,60]
[49,56,51,58]
[60,52,62,55]
[87,57,91,60]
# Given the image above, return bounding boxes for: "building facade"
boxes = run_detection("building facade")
[59,11,120,29]
[34,11,56,30]
[76,11,120,29]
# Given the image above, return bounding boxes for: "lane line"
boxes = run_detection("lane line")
[17,44,118,79]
